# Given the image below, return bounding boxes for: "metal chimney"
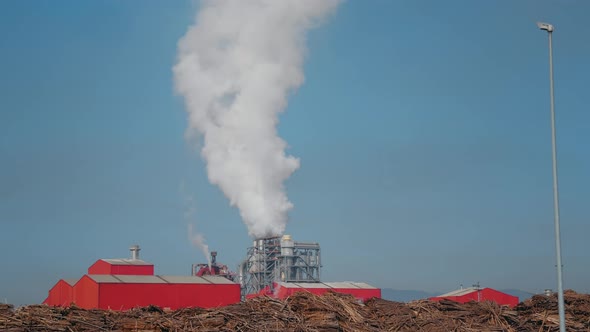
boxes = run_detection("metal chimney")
[129,244,140,260]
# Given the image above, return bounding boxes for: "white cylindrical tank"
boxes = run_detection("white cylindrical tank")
[280,234,294,256]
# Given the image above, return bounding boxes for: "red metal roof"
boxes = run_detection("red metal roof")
[436,287,481,297]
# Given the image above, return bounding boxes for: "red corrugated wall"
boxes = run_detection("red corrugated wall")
[73,276,99,309]
[98,283,169,310]
[87,260,112,275]
[172,283,241,308]
[332,287,381,301]
[97,283,241,310]
[57,281,73,306]
[87,260,154,275]
[44,280,74,306]
[43,280,59,306]
[109,264,154,275]
[479,288,519,307]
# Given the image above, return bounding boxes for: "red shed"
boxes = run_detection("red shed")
[429,287,519,308]
[43,279,77,307]
[72,274,240,310]
[251,282,381,301]
[87,259,154,276]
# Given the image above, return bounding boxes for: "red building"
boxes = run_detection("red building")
[249,281,381,301]
[72,275,239,310]
[429,287,519,308]
[87,259,154,276]
[44,246,241,310]
[44,279,78,307]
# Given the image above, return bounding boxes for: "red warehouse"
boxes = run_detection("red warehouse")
[73,275,239,310]
[43,279,77,307]
[429,287,519,308]
[44,245,241,310]
[273,282,381,301]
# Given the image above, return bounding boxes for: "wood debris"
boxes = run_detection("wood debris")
[1,290,589,331]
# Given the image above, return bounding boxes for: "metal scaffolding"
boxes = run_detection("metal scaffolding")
[239,235,321,298]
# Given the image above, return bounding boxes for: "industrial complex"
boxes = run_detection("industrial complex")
[238,235,380,301]
[44,236,382,310]
[44,245,240,310]
[43,237,523,310]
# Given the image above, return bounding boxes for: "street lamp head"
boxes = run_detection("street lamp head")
[537,22,554,32]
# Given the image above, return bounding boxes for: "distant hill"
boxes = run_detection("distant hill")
[381,288,535,303]
[381,289,439,302]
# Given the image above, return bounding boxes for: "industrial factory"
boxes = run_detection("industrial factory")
[44,245,240,310]
[44,236,381,310]
[239,235,380,301]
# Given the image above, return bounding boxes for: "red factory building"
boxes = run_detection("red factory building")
[274,282,381,301]
[44,245,240,310]
[44,279,77,307]
[429,287,519,308]
[249,282,381,301]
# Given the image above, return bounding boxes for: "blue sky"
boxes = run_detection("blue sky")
[1,1,589,305]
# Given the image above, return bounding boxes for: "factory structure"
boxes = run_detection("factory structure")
[240,235,320,294]
[44,245,240,310]
[239,235,380,301]
[192,251,235,280]
[44,236,380,310]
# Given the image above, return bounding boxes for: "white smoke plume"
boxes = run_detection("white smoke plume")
[182,183,211,268]
[174,0,340,238]
[188,223,211,270]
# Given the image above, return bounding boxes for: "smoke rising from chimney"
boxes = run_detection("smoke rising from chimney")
[182,183,211,269]
[188,224,211,270]
[174,0,340,238]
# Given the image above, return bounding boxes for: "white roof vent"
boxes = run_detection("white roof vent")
[129,244,140,260]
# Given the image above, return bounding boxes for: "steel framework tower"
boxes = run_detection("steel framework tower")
[240,235,321,298]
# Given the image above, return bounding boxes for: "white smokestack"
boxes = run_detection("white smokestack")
[174,0,340,238]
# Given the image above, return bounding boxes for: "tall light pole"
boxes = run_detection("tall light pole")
[537,21,565,332]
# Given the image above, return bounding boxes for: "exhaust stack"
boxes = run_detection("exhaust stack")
[129,244,140,260]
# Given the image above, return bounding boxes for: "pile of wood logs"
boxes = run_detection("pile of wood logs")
[1,290,589,331]
[514,290,590,331]
[0,304,14,316]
